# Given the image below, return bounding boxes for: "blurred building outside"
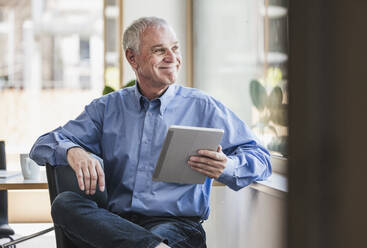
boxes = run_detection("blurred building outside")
[0,0,103,170]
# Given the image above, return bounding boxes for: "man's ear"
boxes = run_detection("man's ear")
[125,49,138,70]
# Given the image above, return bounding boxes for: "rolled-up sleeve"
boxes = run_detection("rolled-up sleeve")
[207,97,272,191]
[217,144,272,191]
[29,99,104,166]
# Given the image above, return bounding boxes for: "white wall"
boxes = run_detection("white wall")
[204,186,286,248]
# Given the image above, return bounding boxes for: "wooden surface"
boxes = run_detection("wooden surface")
[8,190,52,223]
[0,171,48,190]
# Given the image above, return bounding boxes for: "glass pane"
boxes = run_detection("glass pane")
[104,0,120,90]
[193,0,288,156]
[0,0,103,169]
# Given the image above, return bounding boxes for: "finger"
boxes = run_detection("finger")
[95,163,105,192]
[217,145,222,153]
[75,167,85,191]
[188,160,225,174]
[81,162,91,194]
[189,161,217,178]
[197,150,226,161]
[189,156,225,169]
[188,160,218,173]
[88,162,98,195]
[192,166,213,178]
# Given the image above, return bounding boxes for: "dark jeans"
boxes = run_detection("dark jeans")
[51,192,206,248]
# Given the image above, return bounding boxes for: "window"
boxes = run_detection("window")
[0,0,103,169]
[193,0,288,158]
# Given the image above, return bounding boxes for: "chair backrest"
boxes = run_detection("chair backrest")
[46,163,108,248]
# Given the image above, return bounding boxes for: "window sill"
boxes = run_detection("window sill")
[270,154,287,175]
[250,172,288,198]
[213,155,288,198]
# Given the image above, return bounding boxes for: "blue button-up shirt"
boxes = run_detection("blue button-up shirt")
[30,84,271,219]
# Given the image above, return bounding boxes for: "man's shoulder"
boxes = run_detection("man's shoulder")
[94,87,132,104]
[174,85,212,102]
[174,85,226,109]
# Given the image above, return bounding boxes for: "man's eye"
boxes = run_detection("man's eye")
[153,48,165,55]
[172,46,179,52]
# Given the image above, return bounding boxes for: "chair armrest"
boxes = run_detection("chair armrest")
[46,163,108,209]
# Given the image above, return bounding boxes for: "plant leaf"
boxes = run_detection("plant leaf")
[267,135,288,155]
[249,80,267,111]
[266,125,278,136]
[269,104,288,126]
[267,86,283,110]
[124,79,136,88]
[102,85,116,95]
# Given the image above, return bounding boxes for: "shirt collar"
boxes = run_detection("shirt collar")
[133,84,144,111]
[133,83,177,115]
[158,84,176,115]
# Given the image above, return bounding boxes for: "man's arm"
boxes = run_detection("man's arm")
[219,143,272,191]
[30,100,105,195]
[189,97,272,191]
[189,141,272,190]
[189,142,271,191]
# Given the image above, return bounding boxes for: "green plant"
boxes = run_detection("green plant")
[249,67,288,155]
[102,79,136,95]
[249,79,287,127]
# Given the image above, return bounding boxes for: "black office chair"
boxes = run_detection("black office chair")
[0,141,15,239]
[46,161,108,248]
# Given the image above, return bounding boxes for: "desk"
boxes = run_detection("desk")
[0,171,53,248]
[0,171,48,190]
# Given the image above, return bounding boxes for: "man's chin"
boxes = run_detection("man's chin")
[160,76,177,85]
[163,71,177,81]
[151,74,177,86]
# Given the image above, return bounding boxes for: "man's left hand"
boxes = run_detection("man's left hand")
[188,145,227,179]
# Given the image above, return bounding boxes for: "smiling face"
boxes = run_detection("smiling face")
[126,25,182,92]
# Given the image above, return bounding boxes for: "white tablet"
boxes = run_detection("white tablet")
[153,125,224,184]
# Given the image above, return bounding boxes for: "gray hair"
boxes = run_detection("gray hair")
[123,17,169,53]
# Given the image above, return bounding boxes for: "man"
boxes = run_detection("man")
[30,17,271,248]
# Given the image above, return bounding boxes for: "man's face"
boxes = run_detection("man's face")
[132,25,182,88]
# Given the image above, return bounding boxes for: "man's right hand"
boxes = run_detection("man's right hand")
[66,147,105,195]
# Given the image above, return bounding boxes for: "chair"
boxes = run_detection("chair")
[0,141,15,239]
[46,160,108,248]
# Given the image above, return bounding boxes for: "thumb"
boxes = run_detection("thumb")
[217,145,222,153]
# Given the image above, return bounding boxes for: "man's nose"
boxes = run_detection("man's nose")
[164,49,176,62]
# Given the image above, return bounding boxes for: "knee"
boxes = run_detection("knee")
[51,191,81,225]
